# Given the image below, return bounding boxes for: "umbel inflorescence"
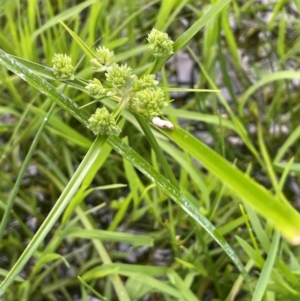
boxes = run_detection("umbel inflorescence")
[52,28,175,135]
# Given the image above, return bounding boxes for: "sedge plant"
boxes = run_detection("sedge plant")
[1,1,300,300]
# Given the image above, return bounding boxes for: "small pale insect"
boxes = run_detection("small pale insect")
[152,117,174,130]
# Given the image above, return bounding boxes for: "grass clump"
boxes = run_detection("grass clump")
[0,0,300,300]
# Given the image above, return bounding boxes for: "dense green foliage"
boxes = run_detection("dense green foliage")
[1,0,300,300]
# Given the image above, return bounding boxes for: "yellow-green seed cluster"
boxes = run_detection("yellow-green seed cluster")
[147,28,174,57]
[129,88,167,119]
[105,63,133,89]
[91,46,115,72]
[85,78,107,98]
[52,53,75,80]
[88,107,121,136]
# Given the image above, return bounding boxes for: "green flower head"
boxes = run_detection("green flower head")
[128,88,168,118]
[147,28,174,57]
[85,78,107,98]
[132,74,159,91]
[91,46,115,72]
[105,63,133,89]
[52,53,75,80]
[88,107,121,136]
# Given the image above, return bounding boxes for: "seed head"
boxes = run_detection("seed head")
[88,107,121,136]
[52,53,75,80]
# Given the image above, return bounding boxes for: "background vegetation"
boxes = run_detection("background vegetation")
[1,0,300,300]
